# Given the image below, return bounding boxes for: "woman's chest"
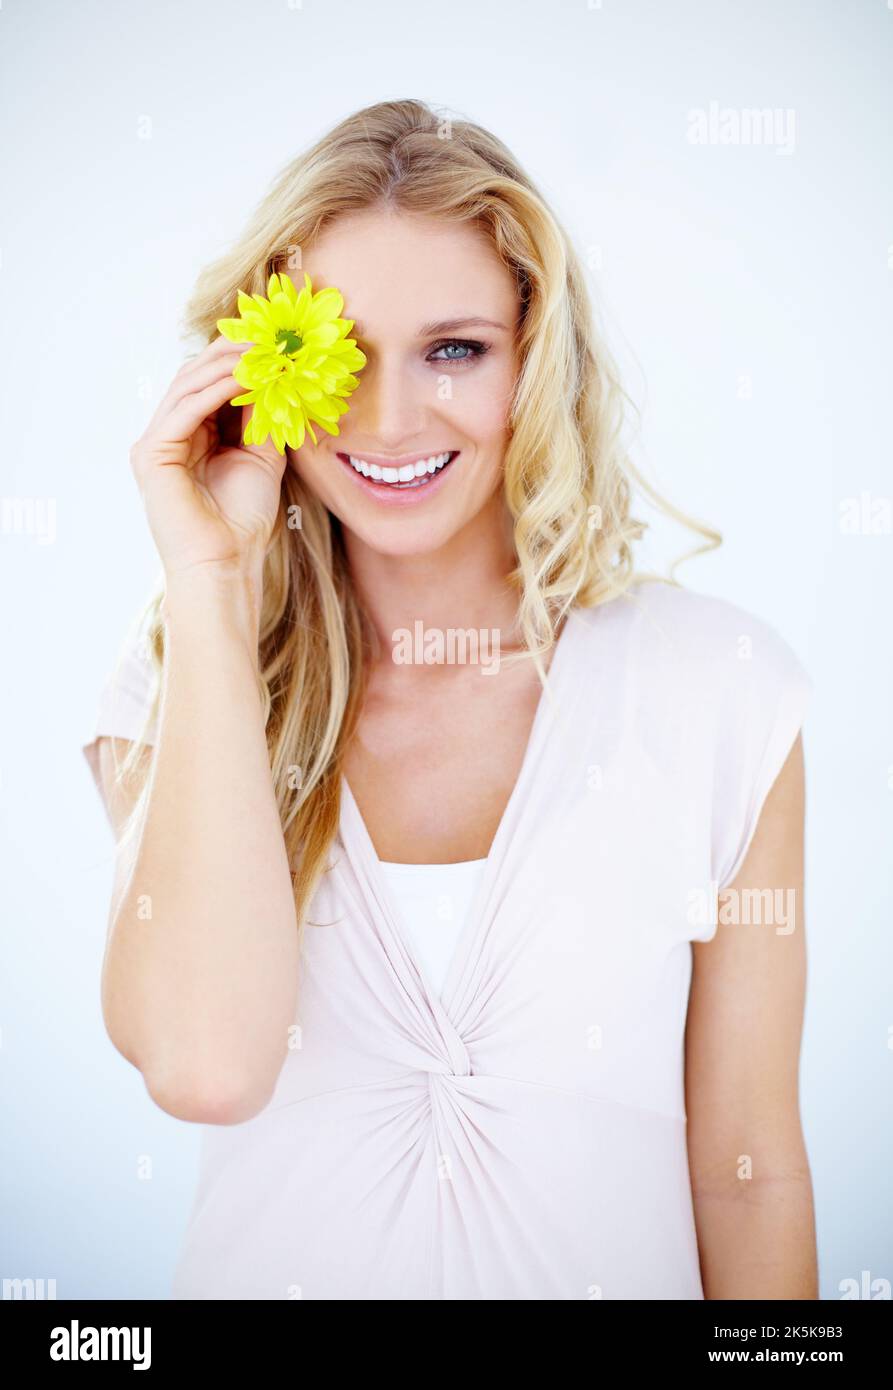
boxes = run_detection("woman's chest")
[342,661,548,863]
[289,769,705,1118]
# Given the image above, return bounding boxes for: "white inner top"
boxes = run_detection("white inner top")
[378,858,488,997]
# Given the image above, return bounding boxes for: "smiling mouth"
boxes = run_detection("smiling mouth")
[337,451,460,489]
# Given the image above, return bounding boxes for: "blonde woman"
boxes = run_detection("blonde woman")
[83,99,817,1300]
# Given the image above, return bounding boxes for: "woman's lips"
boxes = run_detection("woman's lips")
[335,450,461,505]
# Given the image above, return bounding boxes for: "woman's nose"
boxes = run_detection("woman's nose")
[349,355,429,444]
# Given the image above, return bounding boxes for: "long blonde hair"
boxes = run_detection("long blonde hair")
[114,98,719,935]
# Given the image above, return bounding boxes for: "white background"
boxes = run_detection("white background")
[1,0,890,1300]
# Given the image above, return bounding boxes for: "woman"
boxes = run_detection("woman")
[83,99,818,1299]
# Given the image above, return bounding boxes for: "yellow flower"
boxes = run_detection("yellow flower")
[217,270,366,454]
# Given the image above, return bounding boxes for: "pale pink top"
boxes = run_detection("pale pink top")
[82,580,813,1300]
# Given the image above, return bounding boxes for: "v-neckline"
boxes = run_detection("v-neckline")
[338,608,580,1016]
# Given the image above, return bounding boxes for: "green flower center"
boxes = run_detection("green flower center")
[276,327,304,356]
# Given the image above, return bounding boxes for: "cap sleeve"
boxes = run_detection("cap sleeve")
[82,622,160,805]
[710,618,813,889]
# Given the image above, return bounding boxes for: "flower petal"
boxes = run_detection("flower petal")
[303,287,344,330]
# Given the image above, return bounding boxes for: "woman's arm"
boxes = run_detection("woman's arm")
[99,563,300,1125]
[685,733,819,1298]
[98,335,298,1125]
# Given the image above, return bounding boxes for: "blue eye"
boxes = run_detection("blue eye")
[427,339,490,366]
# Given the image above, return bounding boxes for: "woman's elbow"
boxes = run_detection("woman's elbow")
[143,1065,276,1125]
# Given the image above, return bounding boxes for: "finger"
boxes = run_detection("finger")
[165,332,252,392]
[175,332,255,376]
[154,373,246,448]
[165,349,248,409]
[154,334,251,411]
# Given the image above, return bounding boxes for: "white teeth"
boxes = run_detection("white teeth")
[347,451,453,485]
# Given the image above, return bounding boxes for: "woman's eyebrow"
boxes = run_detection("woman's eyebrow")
[350,316,509,337]
[418,316,509,335]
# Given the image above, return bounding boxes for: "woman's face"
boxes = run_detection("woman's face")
[286,209,521,557]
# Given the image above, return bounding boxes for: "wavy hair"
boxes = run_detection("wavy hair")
[111,98,720,937]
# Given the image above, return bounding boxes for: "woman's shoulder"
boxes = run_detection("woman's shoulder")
[572,578,813,891]
[574,577,812,692]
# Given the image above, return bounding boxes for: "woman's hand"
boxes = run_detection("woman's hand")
[130,334,288,579]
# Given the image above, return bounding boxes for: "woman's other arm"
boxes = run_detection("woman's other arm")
[686,734,819,1298]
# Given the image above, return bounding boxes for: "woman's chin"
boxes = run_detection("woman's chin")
[342,514,465,559]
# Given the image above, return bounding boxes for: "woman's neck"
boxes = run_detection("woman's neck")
[342,492,524,653]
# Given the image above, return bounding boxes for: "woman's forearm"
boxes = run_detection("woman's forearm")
[694,1171,819,1299]
[102,564,299,1122]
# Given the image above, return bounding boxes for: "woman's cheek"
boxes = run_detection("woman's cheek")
[447,365,515,445]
